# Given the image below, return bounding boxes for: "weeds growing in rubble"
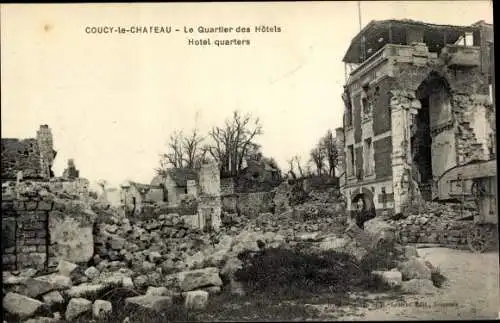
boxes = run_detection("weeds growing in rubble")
[61,246,395,323]
[234,247,392,299]
[430,265,447,288]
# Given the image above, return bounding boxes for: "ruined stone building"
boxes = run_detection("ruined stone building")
[163,168,199,206]
[338,19,495,217]
[2,125,57,181]
[120,181,163,215]
[148,164,222,231]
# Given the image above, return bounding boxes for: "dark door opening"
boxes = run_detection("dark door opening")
[411,97,433,201]
[132,196,137,215]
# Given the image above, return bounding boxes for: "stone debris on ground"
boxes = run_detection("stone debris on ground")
[388,201,476,246]
[1,183,449,322]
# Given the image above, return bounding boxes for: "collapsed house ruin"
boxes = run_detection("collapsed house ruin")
[338,19,495,217]
[2,125,57,181]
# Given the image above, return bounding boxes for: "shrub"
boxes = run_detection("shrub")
[429,265,447,288]
[233,247,392,300]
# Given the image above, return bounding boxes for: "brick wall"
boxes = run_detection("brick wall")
[2,198,54,271]
[374,136,393,179]
[355,146,363,179]
[353,93,362,143]
[372,77,394,135]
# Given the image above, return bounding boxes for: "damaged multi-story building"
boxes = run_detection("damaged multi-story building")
[338,19,495,217]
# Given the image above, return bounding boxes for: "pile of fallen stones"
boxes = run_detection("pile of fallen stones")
[388,202,476,246]
[3,220,289,322]
[220,210,347,240]
[93,213,213,277]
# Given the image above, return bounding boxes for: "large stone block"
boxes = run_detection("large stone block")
[175,267,223,292]
[65,298,92,321]
[48,210,96,263]
[3,292,44,320]
[125,295,173,312]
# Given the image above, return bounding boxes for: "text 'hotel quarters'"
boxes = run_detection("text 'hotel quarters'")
[337,19,495,218]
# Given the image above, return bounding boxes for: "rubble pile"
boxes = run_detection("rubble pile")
[388,202,476,246]
[3,212,289,322]
[220,186,347,238]
[93,213,213,277]
[220,208,347,241]
[2,180,445,322]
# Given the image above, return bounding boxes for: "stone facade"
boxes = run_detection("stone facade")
[340,20,495,216]
[2,125,56,180]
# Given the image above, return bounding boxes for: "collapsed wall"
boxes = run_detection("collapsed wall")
[388,202,477,247]
[2,181,97,272]
[2,125,57,180]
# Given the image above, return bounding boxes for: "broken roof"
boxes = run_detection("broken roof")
[166,168,199,187]
[129,181,151,195]
[343,19,479,64]
[150,175,164,187]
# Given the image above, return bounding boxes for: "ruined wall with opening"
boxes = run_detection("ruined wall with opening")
[388,48,494,211]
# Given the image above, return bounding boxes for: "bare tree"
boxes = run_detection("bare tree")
[160,130,185,169]
[207,111,263,177]
[319,129,339,178]
[183,128,204,168]
[310,146,326,175]
[287,157,297,180]
[156,128,207,175]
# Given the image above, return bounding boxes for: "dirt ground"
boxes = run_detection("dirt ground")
[315,247,500,321]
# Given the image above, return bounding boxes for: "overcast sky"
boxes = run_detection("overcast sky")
[1,2,493,188]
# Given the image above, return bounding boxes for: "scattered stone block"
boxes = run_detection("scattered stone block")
[84,266,100,280]
[125,295,173,312]
[372,270,403,287]
[398,256,432,281]
[65,298,92,321]
[178,267,223,292]
[57,260,78,277]
[65,283,107,299]
[184,290,209,310]
[3,292,44,320]
[92,300,113,319]
[401,278,437,295]
[146,287,172,296]
[42,291,65,307]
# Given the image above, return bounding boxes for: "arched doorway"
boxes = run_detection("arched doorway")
[350,188,376,229]
[414,72,454,200]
